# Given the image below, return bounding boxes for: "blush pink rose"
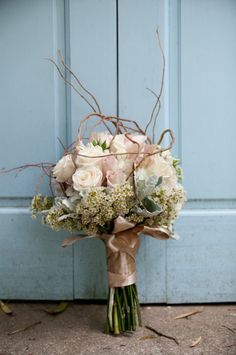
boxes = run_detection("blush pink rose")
[106,170,127,187]
[110,134,147,160]
[102,155,119,175]
[135,143,157,167]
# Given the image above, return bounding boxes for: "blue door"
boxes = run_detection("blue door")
[0,0,235,302]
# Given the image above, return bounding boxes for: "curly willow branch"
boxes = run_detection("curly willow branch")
[145,28,165,143]
[46,58,97,113]
[2,31,175,186]
[1,163,55,177]
[69,129,174,164]
[127,128,175,179]
[77,112,151,145]
[57,49,102,114]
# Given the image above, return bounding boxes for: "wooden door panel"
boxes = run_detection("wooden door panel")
[0,0,73,299]
[0,0,235,302]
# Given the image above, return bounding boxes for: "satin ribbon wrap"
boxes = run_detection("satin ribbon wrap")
[101,227,141,288]
[101,216,171,288]
[62,216,172,288]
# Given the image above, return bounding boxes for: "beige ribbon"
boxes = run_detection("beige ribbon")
[62,216,172,288]
[101,227,141,287]
[101,217,171,287]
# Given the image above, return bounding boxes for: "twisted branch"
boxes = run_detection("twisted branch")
[46,58,97,112]
[145,28,165,143]
[58,50,102,114]
[2,30,175,197]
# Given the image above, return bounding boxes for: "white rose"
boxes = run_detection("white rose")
[75,143,104,169]
[135,167,150,181]
[53,154,76,183]
[155,156,178,193]
[72,166,103,190]
[109,134,127,156]
[130,134,147,145]
[136,155,178,193]
[161,148,174,164]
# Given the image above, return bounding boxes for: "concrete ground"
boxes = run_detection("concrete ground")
[0,303,235,355]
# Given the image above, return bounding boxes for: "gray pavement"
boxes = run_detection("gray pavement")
[0,303,235,355]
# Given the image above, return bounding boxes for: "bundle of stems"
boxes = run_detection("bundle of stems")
[106,284,142,335]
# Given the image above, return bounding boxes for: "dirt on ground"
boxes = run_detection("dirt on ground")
[0,303,235,355]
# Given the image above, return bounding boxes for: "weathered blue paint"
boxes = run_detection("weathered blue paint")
[0,0,235,302]
[68,0,118,300]
[167,211,236,303]
[0,209,73,300]
[180,0,236,200]
[117,0,168,303]
[167,0,236,303]
[0,0,73,300]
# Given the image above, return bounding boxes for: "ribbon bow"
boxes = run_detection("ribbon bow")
[62,216,173,288]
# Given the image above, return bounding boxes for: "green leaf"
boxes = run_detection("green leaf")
[43,302,69,315]
[142,197,162,213]
[140,335,158,341]
[92,139,107,150]
[173,158,181,167]
[155,176,163,187]
[101,140,107,151]
[8,321,41,335]
[135,206,162,217]
[0,300,13,315]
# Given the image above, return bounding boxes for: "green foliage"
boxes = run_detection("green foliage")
[31,195,53,218]
[136,175,163,201]
[135,176,163,217]
[30,178,186,234]
[92,139,108,151]
[172,158,183,182]
[142,196,162,213]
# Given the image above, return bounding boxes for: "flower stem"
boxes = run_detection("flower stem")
[115,289,125,332]
[106,284,141,334]
[133,284,142,326]
[113,302,120,335]
[129,285,136,330]
[122,286,131,330]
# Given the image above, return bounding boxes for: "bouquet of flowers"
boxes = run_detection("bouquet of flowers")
[3,32,186,335]
[31,122,185,335]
